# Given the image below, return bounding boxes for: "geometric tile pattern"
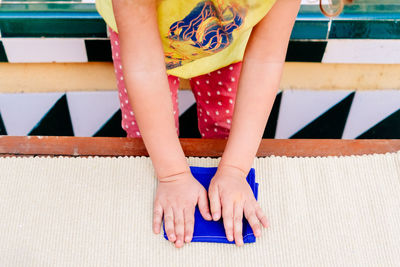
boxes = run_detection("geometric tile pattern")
[275,90,353,139]
[2,38,88,63]
[28,95,74,136]
[0,92,64,136]
[0,112,6,135]
[66,91,120,137]
[263,91,282,139]
[1,90,399,139]
[290,92,355,139]
[3,39,400,65]
[342,90,400,139]
[357,110,400,139]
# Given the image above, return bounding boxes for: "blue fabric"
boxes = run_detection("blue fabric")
[163,166,259,244]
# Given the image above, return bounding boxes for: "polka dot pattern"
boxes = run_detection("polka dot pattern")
[108,26,180,138]
[109,26,242,140]
[190,61,242,139]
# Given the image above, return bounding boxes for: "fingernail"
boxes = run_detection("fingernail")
[206,214,212,220]
[185,236,191,243]
[227,235,233,241]
[255,229,261,236]
[213,213,220,221]
[170,234,176,241]
[176,240,182,247]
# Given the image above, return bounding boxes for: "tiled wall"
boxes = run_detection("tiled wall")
[1,90,399,139]
[0,0,399,138]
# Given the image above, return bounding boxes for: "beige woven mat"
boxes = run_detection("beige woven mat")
[1,152,400,267]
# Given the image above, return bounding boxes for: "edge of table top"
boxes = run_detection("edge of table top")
[0,136,399,158]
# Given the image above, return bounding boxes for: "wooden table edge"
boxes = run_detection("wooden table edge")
[0,136,399,158]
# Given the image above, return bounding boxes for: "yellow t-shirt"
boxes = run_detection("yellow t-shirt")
[95,0,277,79]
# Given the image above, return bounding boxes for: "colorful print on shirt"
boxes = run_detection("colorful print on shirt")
[165,0,247,69]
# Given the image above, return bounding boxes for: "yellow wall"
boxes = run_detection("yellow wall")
[1,62,399,93]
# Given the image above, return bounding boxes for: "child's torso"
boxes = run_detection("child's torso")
[96,0,277,78]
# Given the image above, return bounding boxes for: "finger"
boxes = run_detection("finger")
[255,203,269,228]
[184,206,195,243]
[244,202,261,237]
[222,200,234,242]
[209,185,221,221]
[233,202,244,246]
[164,207,176,242]
[153,201,163,234]
[173,208,185,248]
[198,189,212,221]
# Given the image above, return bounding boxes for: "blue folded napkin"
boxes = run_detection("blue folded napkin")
[163,166,259,244]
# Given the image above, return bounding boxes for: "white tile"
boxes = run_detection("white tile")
[301,0,319,5]
[322,40,400,64]
[2,38,88,63]
[67,91,120,137]
[275,90,352,139]
[0,92,64,135]
[342,90,400,139]
[178,90,196,116]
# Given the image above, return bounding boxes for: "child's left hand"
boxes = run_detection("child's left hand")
[208,165,269,246]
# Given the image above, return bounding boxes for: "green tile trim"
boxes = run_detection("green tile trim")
[0,3,96,13]
[0,2,400,39]
[291,21,329,40]
[0,18,107,37]
[329,20,400,39]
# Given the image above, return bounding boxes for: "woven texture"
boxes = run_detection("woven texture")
[1,152,400,266]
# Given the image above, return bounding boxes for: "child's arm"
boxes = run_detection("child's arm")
[112,0,188,179]
[112,0,212,248]
[208,0,302,246]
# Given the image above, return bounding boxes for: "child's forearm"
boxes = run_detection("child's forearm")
[218,60,283,176]
[127,75,191,180]
[113,0,190,180]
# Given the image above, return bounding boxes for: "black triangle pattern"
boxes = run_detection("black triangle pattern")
[357,109,400,139]
[84,40,113,62]
[263,92,282,138]
[290,92,355,139]
[0,41,8,62]
[29,94,74,136]
[178,103,201,138]
[285,41,327,62]
[0,112,7,135]
[93,109,127,137]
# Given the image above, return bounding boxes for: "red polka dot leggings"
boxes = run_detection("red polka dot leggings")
[109,25,241,139]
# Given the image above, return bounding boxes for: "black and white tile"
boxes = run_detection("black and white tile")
[0,112,7,135]
[1,89,398,138]
[2,38,88,63]
[322,40,400,64]
[342,90,400,139]
[28,94,74,136]
[0,92,65,136]
[66,91,120,137]
[3,38,400,64]
[275,90,354,139]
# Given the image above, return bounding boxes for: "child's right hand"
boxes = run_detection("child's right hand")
[153,171,212,248]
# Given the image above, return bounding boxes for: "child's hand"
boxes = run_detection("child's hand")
[153,171,212,248]
[208,165,269,246]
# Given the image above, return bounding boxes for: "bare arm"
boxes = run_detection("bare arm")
[208,0,302,246]
[112,0,190,179]
[112,0,212,249]
[219,0,302,175]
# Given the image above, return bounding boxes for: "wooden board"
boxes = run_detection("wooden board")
[1,136,399,157]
